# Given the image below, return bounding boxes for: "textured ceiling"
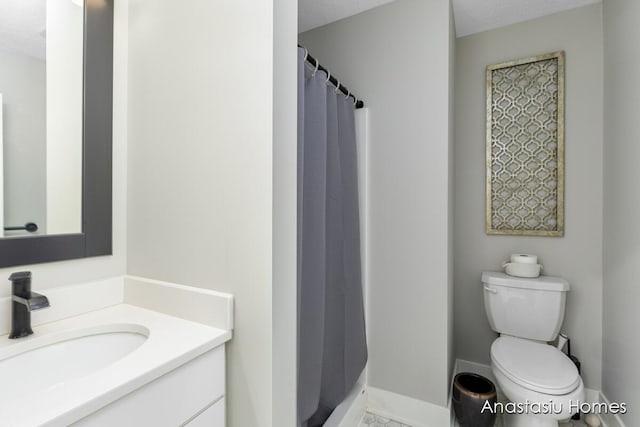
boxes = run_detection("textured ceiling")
[299,0,602,36]
[453,0,602,37]
[0,0,47,59]
[298,0,396,33]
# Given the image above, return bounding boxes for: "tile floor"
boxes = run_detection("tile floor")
[364,410,591,427]
[559,419,588,427]
[358,412,412,427]
[498,414,589,427]
[452,413,503,427]
[451,414,589,427]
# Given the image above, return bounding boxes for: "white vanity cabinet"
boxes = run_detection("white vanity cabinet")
[73,345,226,427]
[0,278,233,427]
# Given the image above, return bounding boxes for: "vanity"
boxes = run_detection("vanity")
[0,276,233,427]
[0,2,233,425]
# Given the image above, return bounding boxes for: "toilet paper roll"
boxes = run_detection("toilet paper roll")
[510,254,538,264]
[504,263,542,278]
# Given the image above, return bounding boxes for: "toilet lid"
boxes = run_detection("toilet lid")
[491,336,580,395]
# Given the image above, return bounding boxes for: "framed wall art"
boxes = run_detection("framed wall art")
[486,51,565,236]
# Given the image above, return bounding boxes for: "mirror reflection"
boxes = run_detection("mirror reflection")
[0,0,83,238]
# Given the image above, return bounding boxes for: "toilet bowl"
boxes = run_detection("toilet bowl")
[481,272,583,427]
[491,336,584,427]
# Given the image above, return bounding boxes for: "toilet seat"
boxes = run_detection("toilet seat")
[491,336,580,395]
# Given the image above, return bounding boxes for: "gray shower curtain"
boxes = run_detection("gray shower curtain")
[297,47,367,427]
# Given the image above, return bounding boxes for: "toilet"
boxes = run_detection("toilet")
[482,272,584,427]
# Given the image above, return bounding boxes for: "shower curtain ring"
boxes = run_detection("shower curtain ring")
[303,48,308,61]
[312,61,319,76]
[345,89,351,99]
[335,80,341,92]
[325,71,332,83]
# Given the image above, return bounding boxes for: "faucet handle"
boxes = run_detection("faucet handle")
[9,271,32,297]
[9,271,31,283]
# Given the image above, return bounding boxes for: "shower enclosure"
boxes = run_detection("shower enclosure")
[297,47,368,427]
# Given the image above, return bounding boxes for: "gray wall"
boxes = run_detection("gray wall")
[300,0,454,407]
[602,0,640,424]
[0,48,46,234]
[127,0,279,425]
[454,4,604,389]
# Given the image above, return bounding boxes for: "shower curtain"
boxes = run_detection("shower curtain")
[297,47,368,427]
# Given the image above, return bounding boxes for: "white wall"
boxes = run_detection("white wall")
[602,0,640,424]
[0,0,127,295]
[272,0,298,424]
[126,0,277,425]
[454,4,604,389]
[0,93,3,237]
[46,0,84,235]
[0,48,46,235]
[448,1,456,387]
[300,0,454,407]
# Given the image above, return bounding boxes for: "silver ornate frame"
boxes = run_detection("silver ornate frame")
[486,51,565,236]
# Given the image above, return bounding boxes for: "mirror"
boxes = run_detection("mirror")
[0,0,113,267]
[0,0,84,238]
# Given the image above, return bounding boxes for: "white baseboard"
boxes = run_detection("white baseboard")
[453,359,625,427]
[599,392,627,427]
[367,386,449,427]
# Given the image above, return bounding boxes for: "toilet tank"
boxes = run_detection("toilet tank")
[482,272,570,342]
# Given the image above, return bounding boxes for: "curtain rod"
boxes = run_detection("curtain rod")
[299,45,365,109]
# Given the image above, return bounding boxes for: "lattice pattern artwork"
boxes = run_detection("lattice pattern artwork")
[486,52,565,236]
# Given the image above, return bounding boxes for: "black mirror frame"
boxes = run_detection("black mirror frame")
[0,0,113,268]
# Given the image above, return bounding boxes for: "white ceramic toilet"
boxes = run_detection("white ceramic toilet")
[482,272,585,427]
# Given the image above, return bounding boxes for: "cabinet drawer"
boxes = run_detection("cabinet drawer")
[73,345,225,426]
[185,398,225,427]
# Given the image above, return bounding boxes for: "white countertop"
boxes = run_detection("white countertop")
[0,304,232,427]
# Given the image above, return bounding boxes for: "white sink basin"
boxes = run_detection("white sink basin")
[0,324,148,402]
[0,304,231,427]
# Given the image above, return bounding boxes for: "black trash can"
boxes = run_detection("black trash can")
[452,372,497,427]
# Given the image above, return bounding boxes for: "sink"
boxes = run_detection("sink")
[0,303,231,427]
[0,324,148,402]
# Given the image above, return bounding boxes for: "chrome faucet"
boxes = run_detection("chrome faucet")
[8,272,50,339]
